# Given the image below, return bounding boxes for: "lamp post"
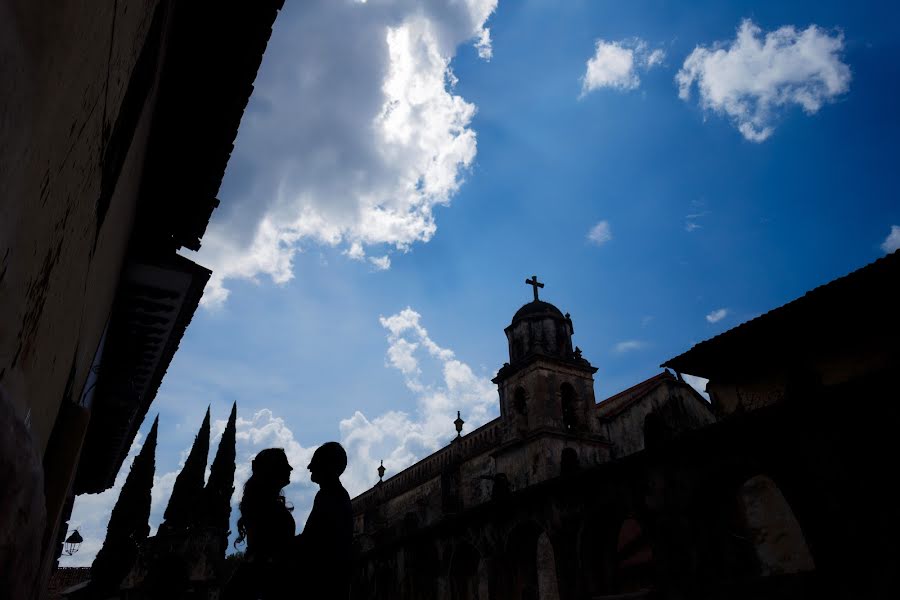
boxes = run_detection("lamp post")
[454,411,465,438]
[63,530,83,556]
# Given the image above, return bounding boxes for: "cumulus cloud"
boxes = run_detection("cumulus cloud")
[581,38,665,95]
[706,308,728,323]
[676,19,851,142]
[587,220,613,245]
[190,1,498,307]
[613,340,647,354]
[344,307,498,486]
[881,225,900,253]
[369,255,392,271]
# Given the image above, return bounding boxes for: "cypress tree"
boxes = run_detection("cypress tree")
[203,402,237,539]
[91,416,158,593]
[160,406,210,532]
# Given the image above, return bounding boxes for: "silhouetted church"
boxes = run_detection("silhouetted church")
[350,277,714,598]
[350,254,900,599]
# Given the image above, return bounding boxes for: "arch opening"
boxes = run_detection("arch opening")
[513,387,527,416]
[560,383,578,431]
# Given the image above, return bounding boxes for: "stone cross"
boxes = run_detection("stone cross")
[525,275,544,301]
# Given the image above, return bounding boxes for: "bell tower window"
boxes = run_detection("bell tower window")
[560,383,578,431]
[513,387,527,415]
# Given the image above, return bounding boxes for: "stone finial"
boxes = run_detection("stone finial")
[377,460,385,482]
[454,411,465,438]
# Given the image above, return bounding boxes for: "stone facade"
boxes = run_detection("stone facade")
[351,290,715,598]
[352,257,899,598]
[597,372,716,459]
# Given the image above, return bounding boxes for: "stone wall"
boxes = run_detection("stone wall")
[0,0,162,458]
[0,2,164,596]
[351,385,893,599]
[603,380,716,459]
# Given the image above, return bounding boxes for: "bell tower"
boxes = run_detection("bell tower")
[493,276,599,441]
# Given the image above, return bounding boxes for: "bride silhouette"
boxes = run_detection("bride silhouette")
[223,448,295,599]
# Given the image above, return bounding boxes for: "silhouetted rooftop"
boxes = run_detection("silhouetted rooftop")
[596,371,676,419]
[663,250,900,380]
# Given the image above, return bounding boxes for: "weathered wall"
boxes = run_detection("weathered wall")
[0,1,163,596]
[604,381,716,459]
[0,0,161,457]
[351,383,891,600]
[497,362,599,435]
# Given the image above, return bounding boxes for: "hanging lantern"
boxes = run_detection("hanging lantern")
[63,530,83,556]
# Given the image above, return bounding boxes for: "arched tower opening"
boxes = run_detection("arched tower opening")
[560,383,578,431]
[514,387,527,416]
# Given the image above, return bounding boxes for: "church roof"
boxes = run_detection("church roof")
[596,371,676,419]
[511,300,566,323]
[663,250,900,380]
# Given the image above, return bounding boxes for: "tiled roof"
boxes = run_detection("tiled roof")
[47,568,91,599]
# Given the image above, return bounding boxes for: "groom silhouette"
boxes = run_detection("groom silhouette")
[295,442,353,599]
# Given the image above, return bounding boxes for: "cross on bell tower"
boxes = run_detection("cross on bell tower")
[525,275,544,301]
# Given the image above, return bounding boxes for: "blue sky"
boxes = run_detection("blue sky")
[64,0,900,565]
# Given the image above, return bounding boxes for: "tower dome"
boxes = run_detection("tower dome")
[505,277,575,364]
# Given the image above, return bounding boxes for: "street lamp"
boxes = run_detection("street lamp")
[63,530,83,556]
[454,411,465,438]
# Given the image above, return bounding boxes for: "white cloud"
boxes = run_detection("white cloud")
[190,1,498,307]
[677,19,851,142]
[706,308,728,323]
[475,27,493,60]
[881,225,900,253]
[344,242,366,261]
[613,340,646,354]
[682,373,711,402]
[581,38,665,95]
[587,220,613,245]
[346,307,498,486]
[646,48,665,68]
[685,209,709,232]
[369,255,392,271]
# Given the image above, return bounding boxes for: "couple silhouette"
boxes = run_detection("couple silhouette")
[224,442,353,600]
